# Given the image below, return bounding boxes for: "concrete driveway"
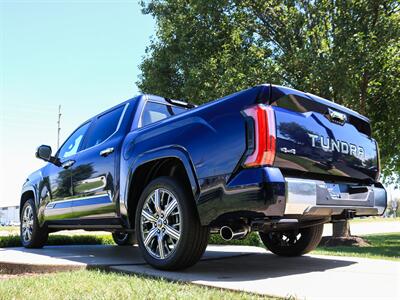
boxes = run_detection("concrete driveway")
[1,244,399,299]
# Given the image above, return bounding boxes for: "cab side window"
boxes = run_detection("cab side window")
[83,106,125,149]
[141,102,186,127]
[58,122,91,159]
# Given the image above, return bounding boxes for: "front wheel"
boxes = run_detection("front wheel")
[20,199,48,248]
[135,177,210,270]
[259,224,324,257]
[112,231,136,246]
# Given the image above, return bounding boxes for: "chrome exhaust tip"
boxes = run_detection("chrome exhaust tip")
[220,225,249,241]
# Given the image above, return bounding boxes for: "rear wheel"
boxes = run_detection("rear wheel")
[20,199,48,248]
[112,231,136,246]
[259,224,323,256]
[135,176,210,270]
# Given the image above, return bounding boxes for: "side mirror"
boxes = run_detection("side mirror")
[36,145,61,166]
[36,145,53,161]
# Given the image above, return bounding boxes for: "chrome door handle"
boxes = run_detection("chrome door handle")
[100,147,114,157]
[61,160,75,169]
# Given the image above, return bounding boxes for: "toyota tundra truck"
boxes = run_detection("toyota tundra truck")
[20,84,386,270]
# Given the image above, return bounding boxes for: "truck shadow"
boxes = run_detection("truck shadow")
[109,245,359,283]
[1,244,357,281]
[187,250,357,282]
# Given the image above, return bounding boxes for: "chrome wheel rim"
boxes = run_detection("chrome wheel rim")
[140,188,181,260]
[21,205,34,243]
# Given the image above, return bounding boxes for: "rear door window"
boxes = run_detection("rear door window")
[140,101,186,127]
[83,106,125,149]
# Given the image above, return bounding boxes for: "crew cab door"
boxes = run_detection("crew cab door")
[69,104,129,221]
[44,121,92,221]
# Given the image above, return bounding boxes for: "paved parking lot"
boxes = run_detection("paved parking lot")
[1,244,399,299]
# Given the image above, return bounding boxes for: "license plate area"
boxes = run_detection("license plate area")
[326,183,341,199]
[317,183,374,207]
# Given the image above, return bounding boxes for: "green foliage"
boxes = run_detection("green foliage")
[138,0,400,181]
[210,232,263,247]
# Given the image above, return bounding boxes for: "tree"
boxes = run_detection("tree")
[138,0,400,182]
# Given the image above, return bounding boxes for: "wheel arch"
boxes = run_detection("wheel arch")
[20,187,36,217]
[124,147,200,229]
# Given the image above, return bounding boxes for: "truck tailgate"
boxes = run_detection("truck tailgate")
[270,87,379,181]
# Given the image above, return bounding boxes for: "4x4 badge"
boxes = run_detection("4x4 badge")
[280,147,296,155]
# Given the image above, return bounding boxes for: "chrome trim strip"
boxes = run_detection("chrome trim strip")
[71,195,112,208]
[45,193,112,209]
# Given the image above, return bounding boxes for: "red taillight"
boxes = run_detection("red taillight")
[243,104,276,167]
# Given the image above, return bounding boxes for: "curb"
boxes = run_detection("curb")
[0,262,86,274]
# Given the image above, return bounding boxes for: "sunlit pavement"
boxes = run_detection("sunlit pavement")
[1,244,399,299]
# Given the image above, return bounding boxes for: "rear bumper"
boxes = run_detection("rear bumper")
[197,167,386,225]
[284,177,387,217]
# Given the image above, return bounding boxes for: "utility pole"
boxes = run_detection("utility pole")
[57,105,61,149]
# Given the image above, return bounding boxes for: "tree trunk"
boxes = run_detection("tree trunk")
[332,220,351,238]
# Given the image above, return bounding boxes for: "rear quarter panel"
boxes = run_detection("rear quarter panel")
[119,88,263,221]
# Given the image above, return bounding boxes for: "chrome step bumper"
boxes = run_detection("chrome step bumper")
[284,178,386,216]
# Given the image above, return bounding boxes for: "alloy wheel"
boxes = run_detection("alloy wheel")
[21,205,34,243]
[140,188,181,259]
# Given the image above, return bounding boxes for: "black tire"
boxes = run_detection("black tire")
[259,224,324,257]
[112,231,136,246]
[135,176,210,270]
[20,199,48,248]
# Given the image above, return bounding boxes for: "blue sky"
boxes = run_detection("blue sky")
[1,1,398,208]
[0,0,155,206]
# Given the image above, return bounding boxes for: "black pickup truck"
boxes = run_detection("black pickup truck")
[21,84,386,270]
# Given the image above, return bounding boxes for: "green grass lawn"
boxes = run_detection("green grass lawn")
[0,233,114,248]
[0,269,277,300]
[0,232,398,299]
[314,233,400,261]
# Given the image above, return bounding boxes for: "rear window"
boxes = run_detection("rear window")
[140,101,186,127]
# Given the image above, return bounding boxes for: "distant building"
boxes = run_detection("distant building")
[0,206,20,225]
